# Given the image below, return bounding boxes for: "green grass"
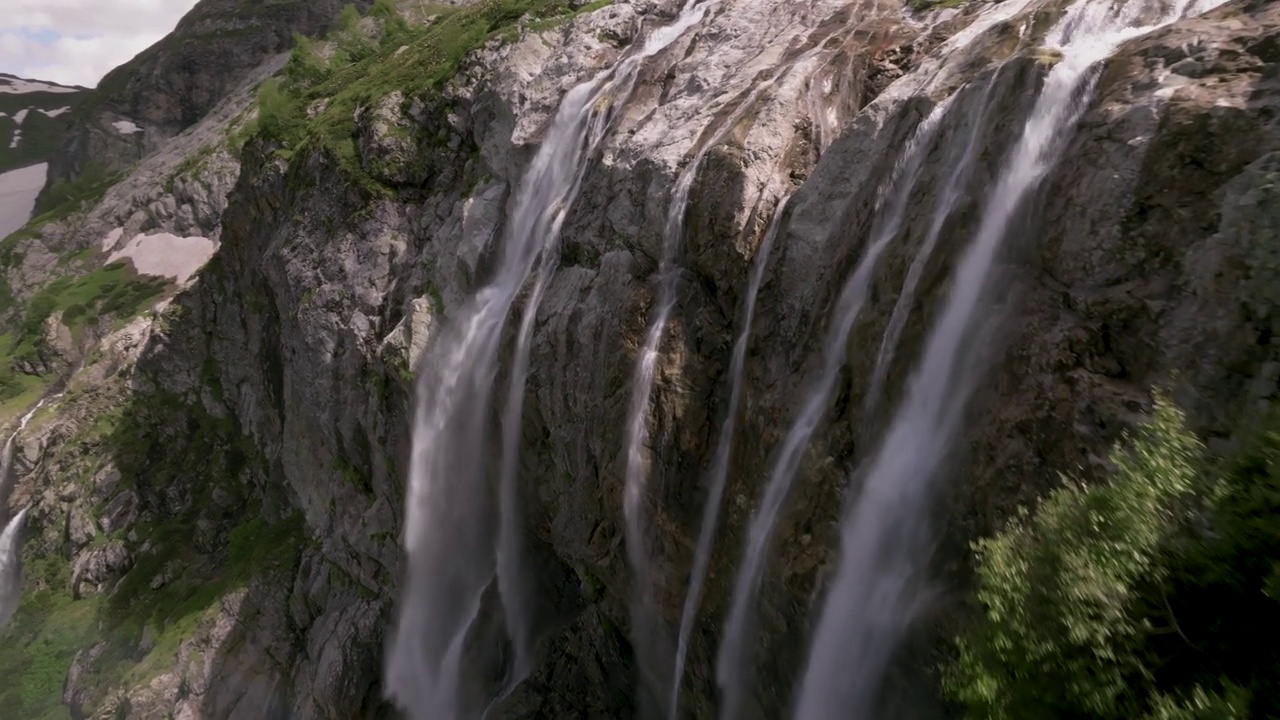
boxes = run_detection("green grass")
[0,260,170,390]
[27,162,122,221]
[0,162,124,323]
[247,0,613,195]
[0,256,159,404]
[0,332,51,408]
[0,164,123,315]
[0,387,308,715]
[0,556,99,720]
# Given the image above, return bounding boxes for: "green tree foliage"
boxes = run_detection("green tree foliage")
[255,77,300,142]
[946,396,1280,718]
[335,3,362,32]
[283,33,330,87]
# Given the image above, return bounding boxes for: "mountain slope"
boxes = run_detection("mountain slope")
[37,0,371,212]
[0,74,87,176]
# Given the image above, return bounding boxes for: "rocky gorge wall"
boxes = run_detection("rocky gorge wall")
[1,0,1278,717]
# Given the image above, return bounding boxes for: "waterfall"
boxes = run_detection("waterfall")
[0,396,50,525]
[715,94,958,720]
[0,397,49,629]
[386,3,711,717]
[859,75,1000,439]
[792,0,1230,717]
[667,195,790,720]
[622,73,777,708]
[0,507,30,627]
[626,26,873,709]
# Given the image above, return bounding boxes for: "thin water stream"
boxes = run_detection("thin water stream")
[0,396,55,628]
[793,0,1229,716]
[667,194,791,720]
[388,3,712,717]
[715,93,959,719]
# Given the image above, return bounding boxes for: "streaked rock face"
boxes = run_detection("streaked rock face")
[2,0,1278,717]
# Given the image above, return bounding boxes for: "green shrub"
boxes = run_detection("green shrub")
[255,77,302,143]
[946,397,1280,718]
[1142,686,1250,720]
[370,0,399,19]
[335,3,362,32]
[284,34,330,87]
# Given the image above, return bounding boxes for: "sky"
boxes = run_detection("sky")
[0,0,201,88]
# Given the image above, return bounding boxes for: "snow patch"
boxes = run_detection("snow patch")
[107,232,218,285]
[112,120,143,135]
[38,106,71,118]
[12,109,29,125]
[8,130,19,149]
[0,78,79,95]
[0,163,48,241]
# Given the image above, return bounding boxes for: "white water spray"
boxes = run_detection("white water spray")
[793,0,1228,717]
[0,396,51,524]
[714,94,957,720]
[387,4,712,717]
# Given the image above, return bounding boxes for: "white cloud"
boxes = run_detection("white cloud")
[0,0,202,88]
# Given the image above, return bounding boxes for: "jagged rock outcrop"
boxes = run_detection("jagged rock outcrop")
[1,0,1278,717]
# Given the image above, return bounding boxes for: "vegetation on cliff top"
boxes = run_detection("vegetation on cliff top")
[245,0,610,195]
[947,397,1280,718]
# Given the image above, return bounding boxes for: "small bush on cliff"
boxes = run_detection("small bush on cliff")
[255,78,302,143]
[946,396,1280,718]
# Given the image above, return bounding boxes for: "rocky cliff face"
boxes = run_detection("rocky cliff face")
[1,0,1277,717]
[0,74,88,241]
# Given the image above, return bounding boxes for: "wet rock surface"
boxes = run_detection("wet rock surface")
[2,0,1279,717]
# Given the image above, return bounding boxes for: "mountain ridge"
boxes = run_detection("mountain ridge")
[0,74,88,176]
[36,0,372,214]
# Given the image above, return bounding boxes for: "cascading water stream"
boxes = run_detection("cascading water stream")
[0,507,30,627]
[387,3,712,717]
[0,397,51,628]
[714,93,959,720]
[0,396,52,523]
[859,74,1000,437]
[792,0,1229,717]
[667,195,791,720]
[622,71,786,707]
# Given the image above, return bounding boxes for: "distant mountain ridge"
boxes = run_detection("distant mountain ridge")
[38,0,370,212]
[0,74,88,175]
